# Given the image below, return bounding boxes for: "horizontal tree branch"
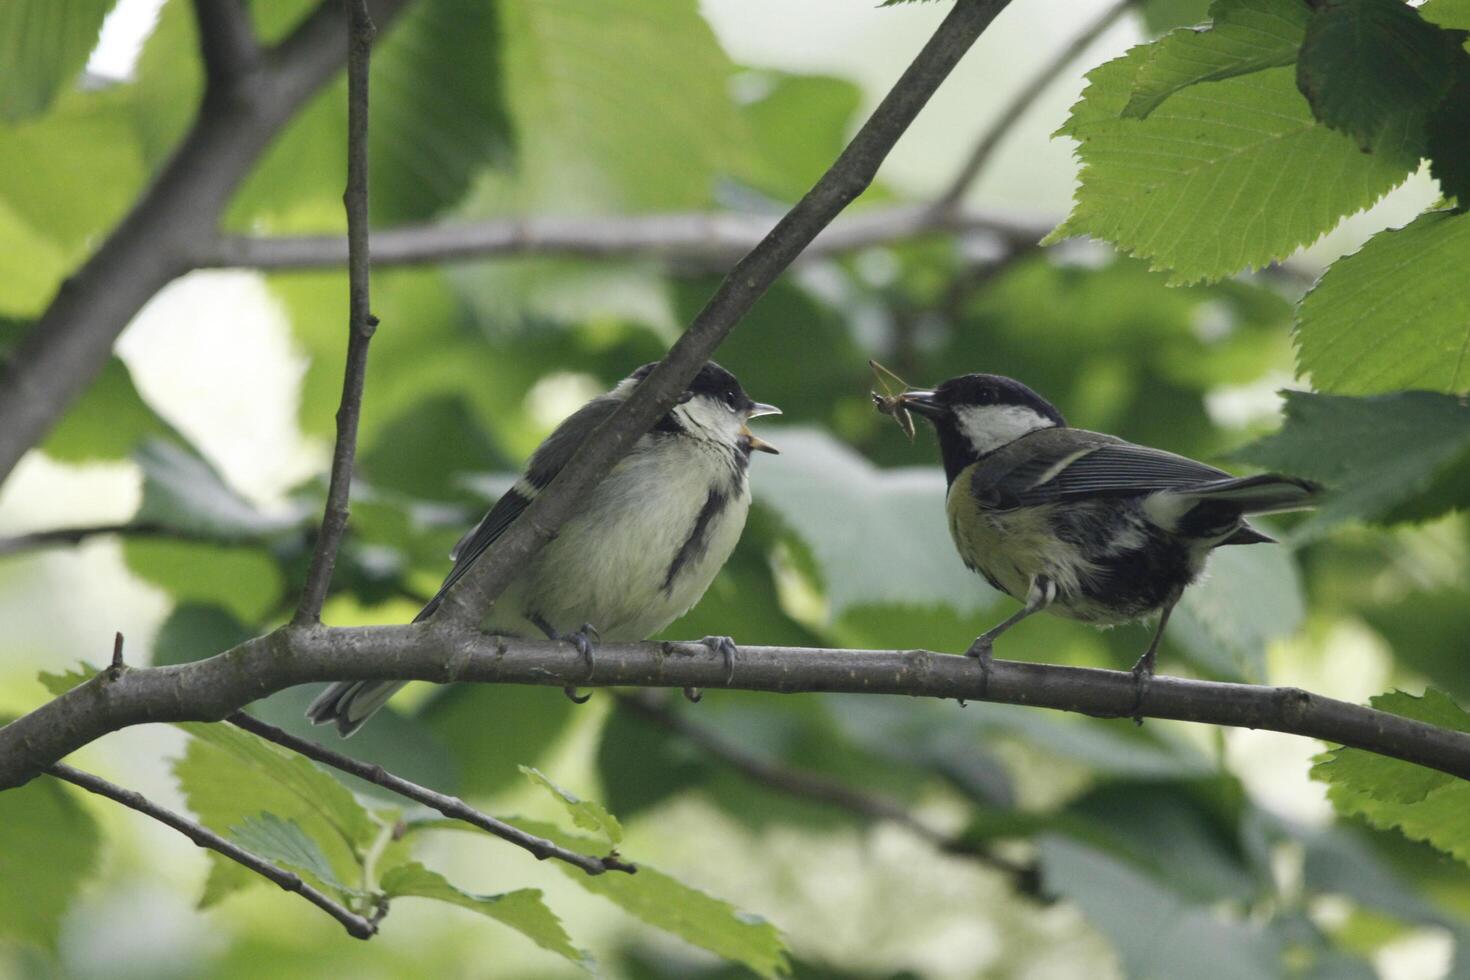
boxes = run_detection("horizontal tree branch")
[48,761,381,939]
[201,204,1053,271]
[614,691,1042,895]
[5,627,1468,792]
[226,712,635,875]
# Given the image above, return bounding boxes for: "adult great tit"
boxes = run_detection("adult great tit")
[307,361,780,736]
[895,373,1318,684]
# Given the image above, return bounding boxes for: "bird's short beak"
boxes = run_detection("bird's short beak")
[897,390,944,418]
[746,402,782,419]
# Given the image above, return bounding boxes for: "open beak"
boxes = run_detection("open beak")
[897,390,945,418]
[743,402,781,454]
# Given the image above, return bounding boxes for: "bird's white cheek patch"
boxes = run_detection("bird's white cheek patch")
[955,405,1055,455]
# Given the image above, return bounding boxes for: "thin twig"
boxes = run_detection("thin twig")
[294,0,378,625]
[8,629,1470,791]
[933,0,1136,213]
[191,0,261,87]
[0,521,228,557]
[48,762,379,939]
[615,691,1042,895]
[226,712,635,875]
[202,204,1054,271]
[433,0,1017,626]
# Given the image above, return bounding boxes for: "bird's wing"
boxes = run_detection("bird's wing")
[416,395,623,621]
[982,434,1233,509]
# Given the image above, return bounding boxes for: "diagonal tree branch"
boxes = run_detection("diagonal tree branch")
[0,0,414,493]
[614,691,1042,896]
[932,0,1136,213]
[201,204,1055,271]
[432,0,1019,626]
[48,762,381,939]
[191,0,262,87]
[5,629,1470,791]
[295,0,378,625]
[226,711,635,875]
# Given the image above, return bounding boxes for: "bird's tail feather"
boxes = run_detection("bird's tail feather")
[1181,473,1320,514]
[305,679,406,737]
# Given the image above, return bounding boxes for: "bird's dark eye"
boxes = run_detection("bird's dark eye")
[724,391,740,413]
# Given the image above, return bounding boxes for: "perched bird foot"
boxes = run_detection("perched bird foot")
[702,635,739,683]
[1128,649,1157,726]
[682,687,703,703]
[570,623,600,675]
[965,635,994,698]
[563,686,592,705]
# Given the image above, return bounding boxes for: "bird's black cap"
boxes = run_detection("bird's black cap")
[631,360,756,413]
[904,373,1066,426]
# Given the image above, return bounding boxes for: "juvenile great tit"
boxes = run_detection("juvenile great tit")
[894,373,1318,686]
[307,361,780,736]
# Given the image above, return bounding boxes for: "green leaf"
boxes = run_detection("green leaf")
[418,684,579,796]
[752,428,997,618]
[1140,0,1214,33]
[1039,835,1283,979]
[0,0,116,120]
[0,777,100,947]
[42,358,176,463]
[379,863,590,968]
[519,766,622,847]
[37,664,94,697]
[1124,0,1310,119]
[151,604,254,667]
[134,439,297,537]
[473,0,744,214]
[1422,0,1470,32]
[1315,690,1468,804]
[172,721,376,904]
[1313,689,1470,863]
[1426,70,1470,206]
[228,813,356,895]
[1050,52,1418,284]
[123,539,285,625]
[0,86,145,253]
[1295,209,1470,395]
[1296,0,1461,152]
[738,72,863,202]
[1236,390,1470,533]
[1170,536,1305,681]
[511,819,790,978]
[132,0,512,230]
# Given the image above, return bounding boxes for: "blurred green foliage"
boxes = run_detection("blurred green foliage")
[5,0,1470,977]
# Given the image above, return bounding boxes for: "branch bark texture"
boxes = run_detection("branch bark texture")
[294,0,377,625]
[5,629,1468,792]
[432,0,1017,625]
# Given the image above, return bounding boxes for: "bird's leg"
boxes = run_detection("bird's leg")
[534,616,600,705]
[1128,602,1174,725]
[679,635,739,703]
[966,577,1054,696]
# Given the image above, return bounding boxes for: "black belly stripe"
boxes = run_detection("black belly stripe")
[663,487,729,593]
